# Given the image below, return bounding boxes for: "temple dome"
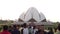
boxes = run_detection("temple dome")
[19,7,46,22]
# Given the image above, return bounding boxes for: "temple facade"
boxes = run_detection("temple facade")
[13,7,53,26]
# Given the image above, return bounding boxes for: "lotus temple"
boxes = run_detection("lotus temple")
[13,7,53,26]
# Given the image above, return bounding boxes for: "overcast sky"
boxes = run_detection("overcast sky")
[0,0,60,22]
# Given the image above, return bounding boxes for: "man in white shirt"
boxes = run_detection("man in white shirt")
[23,27,29,34]
[22,23,29,34]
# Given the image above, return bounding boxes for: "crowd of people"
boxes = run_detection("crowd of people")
[0,23,60,34]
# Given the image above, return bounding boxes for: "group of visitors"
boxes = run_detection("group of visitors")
[0,23,60,34]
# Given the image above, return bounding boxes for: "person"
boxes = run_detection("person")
[55,24,60,34]
[1,25,11,34]
[11,25,20,34]
[35,25,47,34]
[8,26,13,33]
[33,26,38,34]
[48,27,54,34]
[54,28,57,33]
[21,23,29,34]
[28,26,33,34]
[19,25,23,32]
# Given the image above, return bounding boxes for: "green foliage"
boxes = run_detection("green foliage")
[0,27,2,32]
